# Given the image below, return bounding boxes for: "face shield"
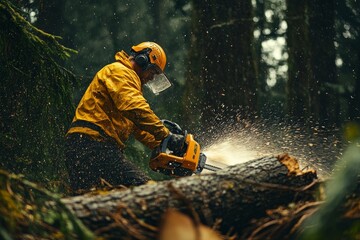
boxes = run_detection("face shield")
[145,67,172,95]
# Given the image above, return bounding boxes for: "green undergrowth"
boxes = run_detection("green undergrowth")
[0,169,96,240]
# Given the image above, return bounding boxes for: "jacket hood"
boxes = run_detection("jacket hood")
[115,51,133,69]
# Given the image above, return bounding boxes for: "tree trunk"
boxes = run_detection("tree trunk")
[286,0,338,126]
[285,0,311,122]
[308,0,338,125]
[62,154,317,239]
[184,0,257,130]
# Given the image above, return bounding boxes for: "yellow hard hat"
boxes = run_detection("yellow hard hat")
[131,42,167,71]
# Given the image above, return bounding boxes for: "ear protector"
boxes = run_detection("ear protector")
[133,48,151,71]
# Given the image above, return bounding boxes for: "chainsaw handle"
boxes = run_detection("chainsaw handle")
[160,131,188,154]
[162,119,184,135]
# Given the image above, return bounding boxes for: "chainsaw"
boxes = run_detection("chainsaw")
[149,120,221,177]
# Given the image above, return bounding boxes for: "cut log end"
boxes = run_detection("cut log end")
[278,153,317,176]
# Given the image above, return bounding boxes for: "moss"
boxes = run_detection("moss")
[0,0,77,189]
[0,169,96,239]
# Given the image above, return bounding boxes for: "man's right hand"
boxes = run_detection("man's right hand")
[167,134,186,156]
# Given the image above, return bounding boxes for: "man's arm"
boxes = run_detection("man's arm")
[103,65,170,142]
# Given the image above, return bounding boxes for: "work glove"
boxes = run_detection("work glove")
[162,119,184,135]
[167,133,187,156]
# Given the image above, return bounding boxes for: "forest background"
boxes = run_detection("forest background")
[1,0,359,193]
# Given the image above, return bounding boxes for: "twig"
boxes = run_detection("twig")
[247,201,323,240]
[167,182,201,225]
[100,177,113,188]
[289,202,322,235]
[248,219,283,240]
[167,182,202,240]
[111,209,147,240]
[293,201,322,215]
[122,204,158,232]
[96,202,157,240]
[6,178,14,196]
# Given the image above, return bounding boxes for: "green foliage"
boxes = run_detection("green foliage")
[0,0,77,188]
[299,140,360,239]
[0,169,95,240]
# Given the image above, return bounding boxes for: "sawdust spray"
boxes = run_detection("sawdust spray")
[199,120,343,178]
[203,137,264,168]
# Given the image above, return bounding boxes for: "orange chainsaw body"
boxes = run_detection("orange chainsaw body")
[149,134,203,176]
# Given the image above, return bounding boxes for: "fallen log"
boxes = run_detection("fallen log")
[61,154,317,239]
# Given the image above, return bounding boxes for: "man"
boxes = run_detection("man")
[65,42,183,193]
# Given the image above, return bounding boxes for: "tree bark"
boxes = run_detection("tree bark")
[61,154,317,239]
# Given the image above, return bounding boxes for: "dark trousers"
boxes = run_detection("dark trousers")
[65,133,150,193]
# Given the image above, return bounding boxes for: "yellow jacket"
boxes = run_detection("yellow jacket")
[67,51,170,149]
